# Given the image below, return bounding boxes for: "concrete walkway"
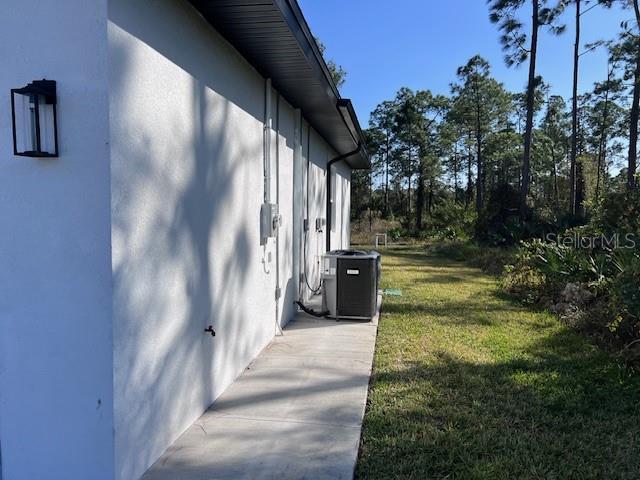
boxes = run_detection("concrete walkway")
[143,301,379,480]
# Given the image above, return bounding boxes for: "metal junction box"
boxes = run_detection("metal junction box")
[322,250,380,320]
[260,203,281,245]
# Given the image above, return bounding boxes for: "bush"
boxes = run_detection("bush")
[387,227,403,242]
[428,203,476,239]
[607,249,640,342]
[438,185,640,367]
[502,238,640,360]
[501,241,548,303]
[591,190,640,236]
[475,183,521,246]
[437,222,640,368]
[474,184,566,246]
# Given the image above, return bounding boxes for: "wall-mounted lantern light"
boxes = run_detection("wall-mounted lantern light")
[11,79,58,157]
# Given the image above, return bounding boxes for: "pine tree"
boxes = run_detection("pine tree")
[488,0,565,222]
[450,55,513,213]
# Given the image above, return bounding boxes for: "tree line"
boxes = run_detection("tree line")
[352,0,640,244]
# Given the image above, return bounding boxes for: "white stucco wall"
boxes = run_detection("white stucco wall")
[108,0,352,478]
[301,126,326,300]
[274,96,297,328]
[333,161,352,250]
[0,1,114,479]
[109,2,268,478]
[300,126,352,300]
[0,0,354,478]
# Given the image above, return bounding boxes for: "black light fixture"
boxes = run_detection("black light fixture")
[10,79,58,157]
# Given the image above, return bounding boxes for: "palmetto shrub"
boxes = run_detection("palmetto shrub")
[607,249,640,342]
[503,239,640,360]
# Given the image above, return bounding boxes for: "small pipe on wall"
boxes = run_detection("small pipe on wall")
[263,78,272,204]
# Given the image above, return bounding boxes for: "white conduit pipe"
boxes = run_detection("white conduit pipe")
[263,78,272,204]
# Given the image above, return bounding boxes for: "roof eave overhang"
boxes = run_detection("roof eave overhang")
[188,0,370,170]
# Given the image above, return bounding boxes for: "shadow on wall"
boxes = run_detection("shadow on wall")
[109,0,264,122]
[274,101,296,329]
[108,0,276,478]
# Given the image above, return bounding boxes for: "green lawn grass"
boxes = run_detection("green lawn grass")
[357,246,640,480]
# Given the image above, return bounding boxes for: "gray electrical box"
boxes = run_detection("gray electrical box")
[260,203,281,245]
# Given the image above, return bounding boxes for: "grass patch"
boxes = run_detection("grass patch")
[429,240,516,276]
[357,245,640,479]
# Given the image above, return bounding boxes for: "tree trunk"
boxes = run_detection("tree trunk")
[575,159,585,216]
[520,0,539,223]
[384,130,390,216]
[629,1,640,191]
[416,166,425,231]
[476,133,483,213]
[466,133,473,207]
[551,143,559,211]
[453,145,459,204]
[628,0,640,190]
[368,171,373,231]
[596,131,605,204]
[407,174,412,224]
[575,116,585,217]
[427,178,434,216]
[475,78,484,213]
[569,0,580,215]
[596,65,612,203]
[573,115,586,216]
[628,63,639,190]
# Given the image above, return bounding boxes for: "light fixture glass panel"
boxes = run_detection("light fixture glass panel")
[38,95,56,154]
[13,92,35,153]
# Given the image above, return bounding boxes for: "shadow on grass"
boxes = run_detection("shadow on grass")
[358,331,640,480]
[381,247,432,265]
[417,273,482,285]
[382,300,523,327]
[358,247,640,480]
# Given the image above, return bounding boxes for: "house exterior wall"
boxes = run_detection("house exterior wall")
[333,161,352,251]
[300,129,351,303]
[0,0,353,478]
[274,96,297,329]
[108,1,352,479]
[302,126,329,301]
[0,1,114,480]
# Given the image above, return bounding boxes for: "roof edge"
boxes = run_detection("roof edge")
[281,0,342,101]
[277,0,369,169]
[188,0,370,169]
[337,99,370,169]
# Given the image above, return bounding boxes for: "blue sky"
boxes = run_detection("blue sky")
[299,0,632,126]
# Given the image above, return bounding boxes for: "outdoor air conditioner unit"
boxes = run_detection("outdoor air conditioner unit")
[322,250,380,320]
